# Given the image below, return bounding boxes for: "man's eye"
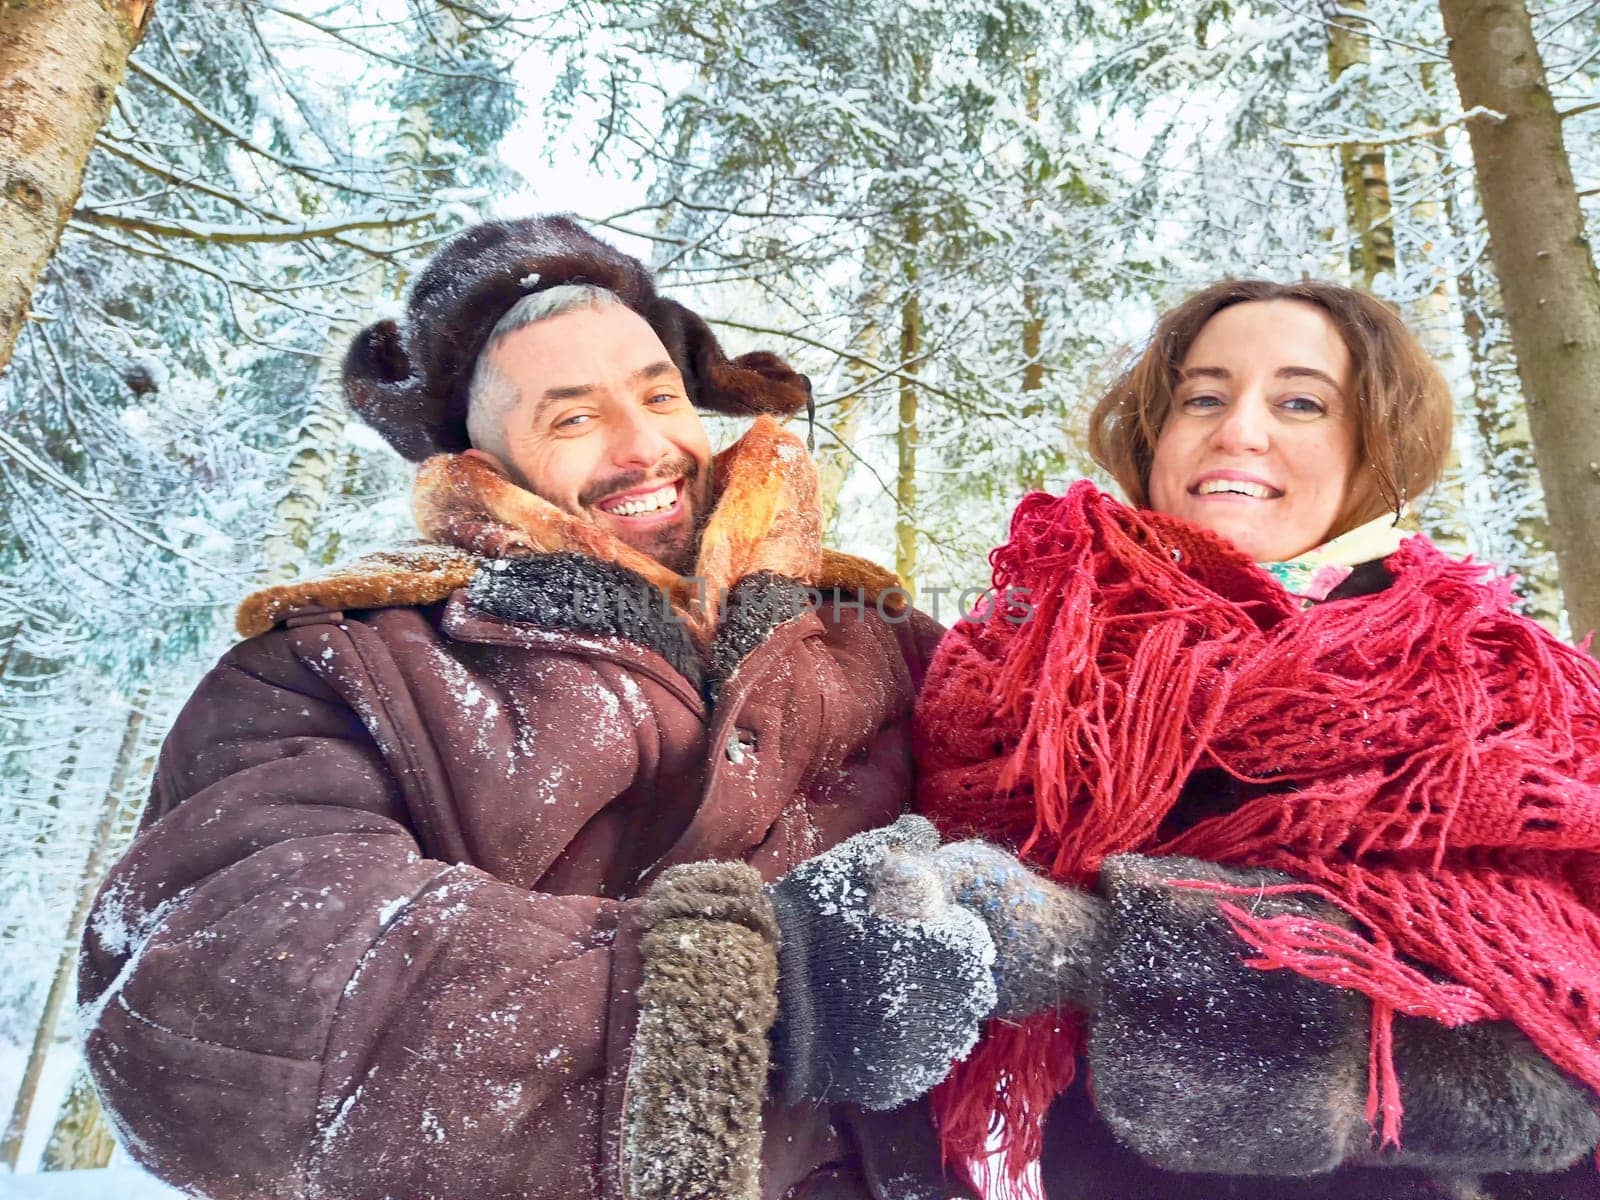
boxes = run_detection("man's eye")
[645,392,679,407]
[556,413,592,430]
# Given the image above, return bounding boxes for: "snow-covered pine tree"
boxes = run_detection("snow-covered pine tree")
[0,1,534,1170]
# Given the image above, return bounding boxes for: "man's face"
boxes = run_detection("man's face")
[465,305,714,574]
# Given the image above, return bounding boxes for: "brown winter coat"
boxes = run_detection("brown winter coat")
[78,418,966,1200]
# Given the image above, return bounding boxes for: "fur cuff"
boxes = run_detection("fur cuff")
[622,863,780,1200]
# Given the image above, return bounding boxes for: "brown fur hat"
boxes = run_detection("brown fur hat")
[343,215,812,462]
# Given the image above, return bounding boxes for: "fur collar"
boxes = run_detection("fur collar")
[237,417,904,651]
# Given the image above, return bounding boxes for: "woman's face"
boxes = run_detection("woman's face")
[1147,299,1359,562]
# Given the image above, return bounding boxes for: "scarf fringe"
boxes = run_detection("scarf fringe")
[932,1011,1082,1199]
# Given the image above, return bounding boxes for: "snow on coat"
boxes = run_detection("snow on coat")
[77,419,961,1200]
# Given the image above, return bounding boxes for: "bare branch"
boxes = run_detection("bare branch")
[708,316,982,411]
[1263,0,1451,61]
[91,135,417,263]
[250,1,511,82]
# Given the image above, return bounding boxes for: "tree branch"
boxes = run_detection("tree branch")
[1284,106,1505,148]
[72,205,441,245]
[249,1,511,82]
[125,60,425,202]
[0,429,238,579]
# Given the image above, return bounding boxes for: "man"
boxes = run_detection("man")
[77,217,997,1200]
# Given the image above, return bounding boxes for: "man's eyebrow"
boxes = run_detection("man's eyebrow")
[630,360,679,384]
[537,362,677,405]
[538,383,596,403]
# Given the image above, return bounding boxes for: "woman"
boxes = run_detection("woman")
[913,280,1600,1200]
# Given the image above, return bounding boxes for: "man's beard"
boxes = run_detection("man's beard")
[576,454,713,575]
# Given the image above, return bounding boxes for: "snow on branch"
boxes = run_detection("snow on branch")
[72,206,442,246]
[0,429,240,579]
[125,60,425,203]
[250,2,510,83]
[1283,106,1506,149]
[90,136,419,261]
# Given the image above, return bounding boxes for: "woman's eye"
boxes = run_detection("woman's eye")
[1182,394,1223,410]
[1281,395,1326,415]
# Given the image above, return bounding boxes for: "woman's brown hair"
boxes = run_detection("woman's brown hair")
[1087,279,1453,534]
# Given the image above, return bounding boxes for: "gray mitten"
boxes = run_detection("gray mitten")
[1089,853,1370,1176]
[873,839,1108,1017]
[766,815,998,1110]
[1088,854,1600,1180]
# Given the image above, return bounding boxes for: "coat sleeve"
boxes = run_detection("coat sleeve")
[77,623,654,1200]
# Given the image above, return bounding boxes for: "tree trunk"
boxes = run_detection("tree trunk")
[1019,59,1047,491]
[818,385,863,538]
[819,282,883,536]
[896,207,922,592]
[1410,58,1559,619]
[1439,0,1600,642]
[1324,0,1395,287]
[40,1065,114,1171]
[0,0,154,376]
[257,389,349,584]
[0,688,151,1170]
[1020,58,1044,400]
[1400,72,1469,557]
[1460,266,1565,627]
[317,443,364,568]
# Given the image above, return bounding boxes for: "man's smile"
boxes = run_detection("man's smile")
[593,478,684,525]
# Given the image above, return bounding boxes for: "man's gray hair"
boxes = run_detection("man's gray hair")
[465,284,627,452]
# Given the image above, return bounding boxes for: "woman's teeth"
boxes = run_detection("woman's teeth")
[603,483,677,516]
[1196,480,1276,499]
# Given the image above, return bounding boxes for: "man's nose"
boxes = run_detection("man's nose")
[1212,395,1271,454]
[609,405,671,469]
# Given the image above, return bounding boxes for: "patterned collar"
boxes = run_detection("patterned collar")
[1259,514,1408,604]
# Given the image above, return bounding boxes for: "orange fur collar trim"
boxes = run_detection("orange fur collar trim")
[238,417,903,638]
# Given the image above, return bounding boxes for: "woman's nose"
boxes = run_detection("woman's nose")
[1212,396,1271,454]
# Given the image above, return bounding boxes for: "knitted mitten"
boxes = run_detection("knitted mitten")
[872,839,1108,1017]
[766,815,998,1109]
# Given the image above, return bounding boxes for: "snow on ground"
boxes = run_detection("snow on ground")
[0,1167,183,1198]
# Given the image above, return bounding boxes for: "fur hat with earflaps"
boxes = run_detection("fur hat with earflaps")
[343,215,813,462]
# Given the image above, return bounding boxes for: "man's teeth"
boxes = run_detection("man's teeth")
[604,483,677,516]
[1197,479,1276,499]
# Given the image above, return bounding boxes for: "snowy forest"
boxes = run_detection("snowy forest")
[1,0,1598,1190]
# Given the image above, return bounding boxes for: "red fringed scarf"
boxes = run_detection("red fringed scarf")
[915,482,1600,1191]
